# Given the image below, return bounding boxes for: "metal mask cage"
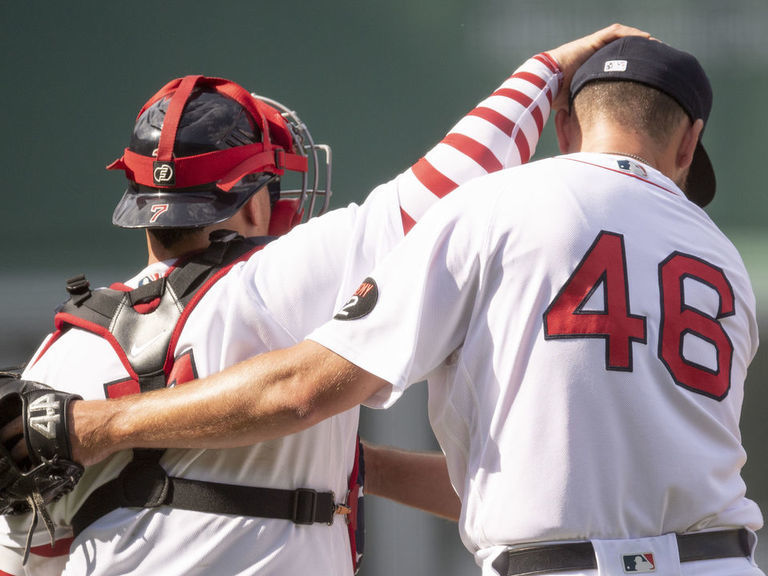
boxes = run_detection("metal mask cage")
[252,93,332,223]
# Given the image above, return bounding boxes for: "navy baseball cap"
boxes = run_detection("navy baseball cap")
[570,36,715,207]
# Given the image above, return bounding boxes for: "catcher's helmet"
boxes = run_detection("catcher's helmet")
[109,75,331,233]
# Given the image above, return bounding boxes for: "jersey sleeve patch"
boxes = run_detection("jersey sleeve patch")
[334,278,378,321]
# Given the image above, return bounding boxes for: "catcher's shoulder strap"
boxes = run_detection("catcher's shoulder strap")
[54,230,271,394]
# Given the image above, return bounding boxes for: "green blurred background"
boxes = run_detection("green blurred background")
[1,1,766,574]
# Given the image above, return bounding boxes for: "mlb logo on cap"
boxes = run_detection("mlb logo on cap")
[623,552,656,573]
[604,60,628,72]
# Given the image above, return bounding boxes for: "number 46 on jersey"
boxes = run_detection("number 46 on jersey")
[543,230,735,401]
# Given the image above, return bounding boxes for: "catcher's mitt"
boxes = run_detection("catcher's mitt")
[0,374,83,522]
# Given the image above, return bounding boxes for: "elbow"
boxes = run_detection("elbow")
[289,393,319,424]
[247,340,364,435]
[275,374,330,430]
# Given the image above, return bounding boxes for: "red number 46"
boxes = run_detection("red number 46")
[543,231,734,400]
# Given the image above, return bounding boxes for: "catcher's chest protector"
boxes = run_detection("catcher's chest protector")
[54,231,270,396]
[50,231,366,573]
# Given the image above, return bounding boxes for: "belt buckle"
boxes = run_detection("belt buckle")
[292,488,318,525]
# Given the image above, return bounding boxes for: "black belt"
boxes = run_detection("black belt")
[492,529,750,576]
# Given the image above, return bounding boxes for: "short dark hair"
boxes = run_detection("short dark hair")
[572,80,689,146]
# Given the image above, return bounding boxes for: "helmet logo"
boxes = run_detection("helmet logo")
[149,204,169,223]
[153,161,175,186]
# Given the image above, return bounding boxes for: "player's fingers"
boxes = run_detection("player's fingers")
[0,416,22,446]
[0,416,28,465]
[584,24,651,56]
[10,438,28,464]
[547,23,651,111]
[588,23,651,49]
[549,23,650,74]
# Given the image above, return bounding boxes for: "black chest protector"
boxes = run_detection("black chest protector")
[50,231,364,573]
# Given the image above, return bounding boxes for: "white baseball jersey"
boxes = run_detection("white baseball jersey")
[0,54,561,576]
[310,153,764,575]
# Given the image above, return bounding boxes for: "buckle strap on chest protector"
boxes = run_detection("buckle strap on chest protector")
[70,450,342,537]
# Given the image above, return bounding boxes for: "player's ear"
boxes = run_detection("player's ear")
[244,188,272,229]
[555,108,577,154]
[676,118,704,171]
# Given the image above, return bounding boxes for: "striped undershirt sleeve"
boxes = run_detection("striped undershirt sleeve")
[397,52,561,233]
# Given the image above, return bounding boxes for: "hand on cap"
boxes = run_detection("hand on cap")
[547,23,651,111]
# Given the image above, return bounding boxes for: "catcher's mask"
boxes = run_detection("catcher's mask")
[109,75,331,233]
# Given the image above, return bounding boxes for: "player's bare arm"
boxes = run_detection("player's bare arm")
[362,442,461,522]
[63,340,382,466]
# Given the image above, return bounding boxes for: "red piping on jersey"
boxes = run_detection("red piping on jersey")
[442,133,503,173]
[561,157,681,197]
[27,329,64,370]
[53,312,141,381]
[346,434,363,572]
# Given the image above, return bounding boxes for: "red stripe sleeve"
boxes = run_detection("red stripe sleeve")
[514,130,531,164]
[535,53,562,92]
[493,88,534,109]
[442,133,503,173]
[534,52,560,73]
[511,70,547,90]
[531,106,544,135]
[411,157,458,199]
[467,107,515,137]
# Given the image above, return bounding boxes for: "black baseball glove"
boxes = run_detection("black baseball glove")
[0,374,83,519]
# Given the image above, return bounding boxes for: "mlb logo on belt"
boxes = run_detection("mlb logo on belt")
[623,553,655,573]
